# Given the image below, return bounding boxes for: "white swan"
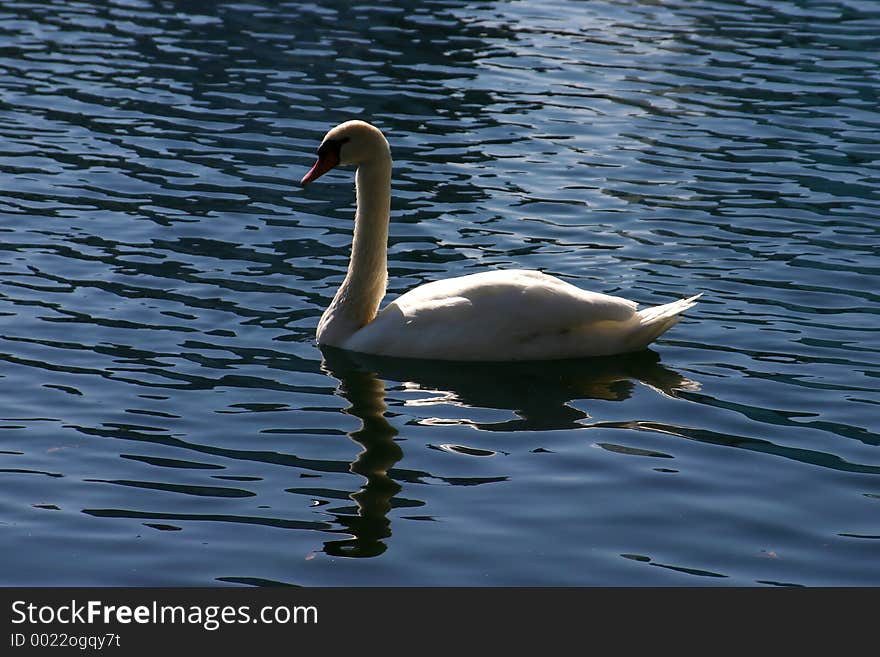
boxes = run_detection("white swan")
[301,120,700,361]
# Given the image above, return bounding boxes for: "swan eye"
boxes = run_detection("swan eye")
[317,136,350,158]
[301,136,351,186]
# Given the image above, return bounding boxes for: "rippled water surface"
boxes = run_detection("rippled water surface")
[1,0,878,586]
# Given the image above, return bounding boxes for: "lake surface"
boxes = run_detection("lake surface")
[1,0,878,587]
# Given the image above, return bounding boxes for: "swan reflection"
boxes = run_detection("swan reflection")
[319,360,403,558]
[318,347,699,557]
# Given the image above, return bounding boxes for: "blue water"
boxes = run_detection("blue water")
[1,0,878,586]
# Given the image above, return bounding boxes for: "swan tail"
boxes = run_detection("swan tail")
[625,293,702,351]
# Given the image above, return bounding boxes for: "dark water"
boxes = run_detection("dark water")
[1,0,878,586]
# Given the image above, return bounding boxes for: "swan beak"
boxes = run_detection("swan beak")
[300,151,339,186]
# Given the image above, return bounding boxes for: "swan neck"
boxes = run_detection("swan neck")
[318,156,391,345]
[351,159,391,281]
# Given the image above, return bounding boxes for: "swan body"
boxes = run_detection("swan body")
[302,120,700,362]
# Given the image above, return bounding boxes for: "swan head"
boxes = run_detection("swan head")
[301,120,390,186]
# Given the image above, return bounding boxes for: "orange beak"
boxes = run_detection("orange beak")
[300,150,339,186]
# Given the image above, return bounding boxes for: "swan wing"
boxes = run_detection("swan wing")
[342,269,639,360]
